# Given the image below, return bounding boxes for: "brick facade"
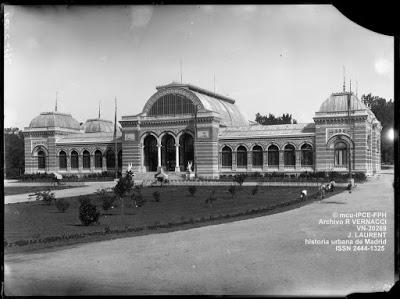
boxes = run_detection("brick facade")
[23,85,382,178]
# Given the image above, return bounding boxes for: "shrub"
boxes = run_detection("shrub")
[95,188,108,197]
[134,193,145,207]
[156,176,168,186]
[188,185,197,196]
[55,198,70,212]
[96,188,115,211]
[132,186,145,207]
[252,172,262,178]
[114,169,135,214]
[114,172,134,199]
[233,173,247,186]
[251,185,259,196]
[79,196,100,226]
[34,190,55,205]
[153,191,161,202]
[102,195,116,211]
[353,172,367,182]
[228,185,237,198]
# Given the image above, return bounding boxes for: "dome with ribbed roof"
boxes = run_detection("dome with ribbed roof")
[29,112,81,130]
[318,92,367,113]
[84,118,115,133]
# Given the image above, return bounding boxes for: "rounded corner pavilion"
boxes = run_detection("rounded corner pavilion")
[23,82,382,178]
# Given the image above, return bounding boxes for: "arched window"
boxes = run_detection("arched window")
[38,150,46,170]
[237,146,247,168]
[148,94,196,116]
[71,151,79,169]
[222,146,232,168]
[284,144,295,166]
[83,150,90,169]
[301,144,313,166]
[59,151,67,169]
[95,150,103,168]
[334,142,348,166]
[106,149,115,169]
[118,150,122,169]
[268,145,279,166]
[252,145,263,167]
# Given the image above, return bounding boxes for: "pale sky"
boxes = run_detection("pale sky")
[4,5,394,129]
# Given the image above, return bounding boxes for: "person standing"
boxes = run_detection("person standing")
[319,184,326,200]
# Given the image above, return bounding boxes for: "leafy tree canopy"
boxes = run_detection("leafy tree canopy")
[361,93,394,163]
[255,113,297,125]
[4,127,25,178]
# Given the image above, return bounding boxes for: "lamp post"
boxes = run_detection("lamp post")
[347,92,353,184]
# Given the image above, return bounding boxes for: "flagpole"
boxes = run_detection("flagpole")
[114,97,118,179]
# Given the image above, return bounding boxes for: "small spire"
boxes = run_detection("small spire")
[55,91,58,112]
[349,79,352,93]
[98,101,101,118]
[342,66,346,92]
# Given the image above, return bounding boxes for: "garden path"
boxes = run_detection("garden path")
[4,181,116,204]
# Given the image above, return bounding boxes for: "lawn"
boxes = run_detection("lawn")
[4,185,81,196]
[4,185,344,251]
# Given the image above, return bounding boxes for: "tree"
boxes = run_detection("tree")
[4,128,25,178]
[113,165,134,215]
[361,94,394,164]
[255,113,297,125]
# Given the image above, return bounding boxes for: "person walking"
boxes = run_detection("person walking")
[319,184,326,200]
[329,180,336,192]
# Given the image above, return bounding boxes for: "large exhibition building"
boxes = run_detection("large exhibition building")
[23,82,382,178]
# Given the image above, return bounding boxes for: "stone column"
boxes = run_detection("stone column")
[157,144,162,169]
[78,154,83,173]
[247,151,252,172]
[295,150,301,170]
[90,155,95,172]
[102,155,107,172]
[175,144,180,172]
[279,150,284,172]
[67,155,71,172]
[232,152,237,171]
[263,151,268,172]
[140,143,145,172]
[55,154,59,172]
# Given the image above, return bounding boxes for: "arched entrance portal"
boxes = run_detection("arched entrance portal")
[161,134,176,171]
[179,133,194,171]
[144,135,158,172]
